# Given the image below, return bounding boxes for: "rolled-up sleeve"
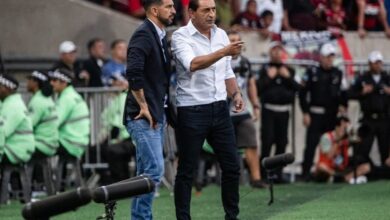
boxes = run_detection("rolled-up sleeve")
[225,56,235,80]
[126,30,152,91]
[171,30,196,72]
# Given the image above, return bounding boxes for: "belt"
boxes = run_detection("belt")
[264,103,291,112]
[310,106,326,114]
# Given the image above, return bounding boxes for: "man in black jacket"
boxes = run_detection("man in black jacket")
[124,0,175,219]
[80,38,106,87]
[299,43,348,180]
[349,51,390,165]
[258,41,300,182]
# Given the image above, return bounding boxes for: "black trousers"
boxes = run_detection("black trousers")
[358,118,389,165]
[302,113,337,176]
[174,101,240,220]
[260,108,289,179]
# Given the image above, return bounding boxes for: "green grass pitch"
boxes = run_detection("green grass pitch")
[1,181,389,220]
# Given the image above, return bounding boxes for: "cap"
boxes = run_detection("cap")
[0,74,19,90]
[320,43,336,57]
[368,51,383,63]
[59,41,77,53]
[29,71,49,82]
[268,41,283,51]
[49,69,73,83]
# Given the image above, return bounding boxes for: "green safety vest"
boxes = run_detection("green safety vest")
[100,92,129,144]
[0,93,35,164]
[0,115,4,162]
[28,90,59,156]
[56,86,90,158]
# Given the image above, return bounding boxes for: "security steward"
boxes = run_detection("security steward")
[349,51,390,165]
[27,71,59,158]
[49,69,90,159]
[299,43,347,180]
[0,74,35,165]
[258,42,300,182]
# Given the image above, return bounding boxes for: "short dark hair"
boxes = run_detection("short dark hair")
[189,0,200,11]
[260,10,273,18]
[226,30,239,36]
[335,116,349,127]
[141,0,163,11]
[110,39,126,49]
[87,38,103,52]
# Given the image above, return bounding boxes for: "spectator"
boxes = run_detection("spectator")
[231,1,274,37]
[314,117,371,184]
[51,41,84,87]
[0,74,35,165]
[257,42,300,183]
[216,0,234,29]
[80,38,107,87]
[127,0,146,18]
[102,39,127,86]
[356,0,390,38]
[282,0,326,31]
[227,31,267,188]
[323,0,347,31]
[348,51,390,166]
[258,0,285,34]
[237,1,283,33]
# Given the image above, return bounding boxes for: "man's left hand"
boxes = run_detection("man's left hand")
[232,93,245,113]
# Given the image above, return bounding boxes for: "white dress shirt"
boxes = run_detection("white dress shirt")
[171,20,235,107]
[148,19,167,61]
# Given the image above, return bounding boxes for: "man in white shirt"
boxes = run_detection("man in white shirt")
[171,0,244,219]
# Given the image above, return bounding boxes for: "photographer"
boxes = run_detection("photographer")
[257,41,300,183]
[314,117,371,183]
[349,51,390,166]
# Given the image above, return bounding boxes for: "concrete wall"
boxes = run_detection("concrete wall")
[240,31,390,61]
[0,0,141,58]
[1,0,389,60]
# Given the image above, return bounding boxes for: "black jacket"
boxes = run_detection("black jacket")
[349,71,390,118]
[299,66,347,114]
[124,19,171,124]
[258,63,299,105]
[82,57,105,87]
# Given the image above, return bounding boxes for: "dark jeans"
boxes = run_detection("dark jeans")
[302,113,337,176]
[174,101,240,220]
[358,118,389,165]
[260,108,289,180]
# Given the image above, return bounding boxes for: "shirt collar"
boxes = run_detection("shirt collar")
[187,19,217,36]
[148,19,166,40]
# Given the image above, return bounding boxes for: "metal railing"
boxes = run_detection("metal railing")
[15,59,390,172]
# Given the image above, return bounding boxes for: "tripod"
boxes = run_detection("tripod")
[96,201,117,220]
[266,170,278,206]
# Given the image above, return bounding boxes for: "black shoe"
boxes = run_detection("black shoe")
[250,180,268,188]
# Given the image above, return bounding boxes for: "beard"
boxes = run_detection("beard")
[157,13,173,26]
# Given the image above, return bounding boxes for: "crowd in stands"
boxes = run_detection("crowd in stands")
[89,0,390,37]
